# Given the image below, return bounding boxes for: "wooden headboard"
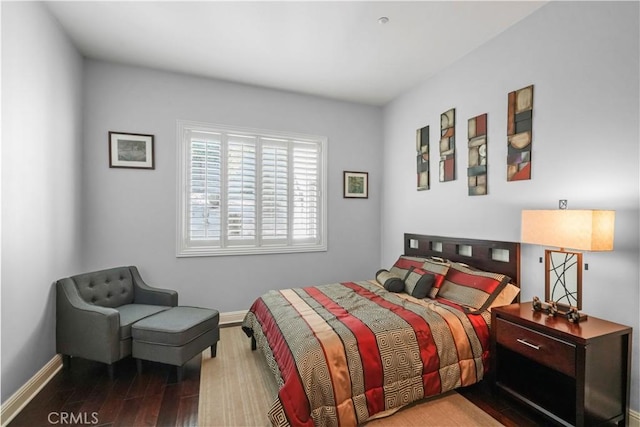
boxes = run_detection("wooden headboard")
[403,233,521,287]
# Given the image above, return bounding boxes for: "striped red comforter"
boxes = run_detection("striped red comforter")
[241,280,492,427]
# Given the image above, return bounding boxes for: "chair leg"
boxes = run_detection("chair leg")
[210,343,217,358]
[176,365,184,382]
[107,363,115,380]
[136,359,143,375]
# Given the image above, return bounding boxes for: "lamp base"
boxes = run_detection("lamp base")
[564,306,588,323]
[532,296,588,323]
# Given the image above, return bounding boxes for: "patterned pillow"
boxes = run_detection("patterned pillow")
[375,269,405,293]
[389,256,430,280]
[403,267,435,298]
[437,262,511,312]
[420,258,451,298]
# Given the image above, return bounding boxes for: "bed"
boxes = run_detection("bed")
[241,234,521,427]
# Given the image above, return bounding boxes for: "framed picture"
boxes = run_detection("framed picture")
[343,171,368,198]
[109,131,155,169]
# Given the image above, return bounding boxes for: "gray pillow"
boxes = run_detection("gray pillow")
[403,266,435,298]
[375,269,405,293]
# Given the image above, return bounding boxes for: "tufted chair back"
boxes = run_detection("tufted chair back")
[72,267,135,308]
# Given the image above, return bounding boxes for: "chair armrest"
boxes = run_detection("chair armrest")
[129,266,178,306]
[56,278,121,364]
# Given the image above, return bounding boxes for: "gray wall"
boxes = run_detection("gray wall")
[381,1,639,411]
[81,60,383,313]
[1,2,84,402]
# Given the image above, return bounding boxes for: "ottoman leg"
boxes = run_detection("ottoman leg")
[107,363,115,380]
[136,359,143,375]
[176,365,184,382]
[210,343,217,358]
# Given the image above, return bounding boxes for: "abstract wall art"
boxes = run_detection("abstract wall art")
[416,125,429,191]
[467,113,487,195]
[507,85,533,181]
[440,108,455,182]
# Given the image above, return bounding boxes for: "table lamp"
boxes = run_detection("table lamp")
[521,209,615,320]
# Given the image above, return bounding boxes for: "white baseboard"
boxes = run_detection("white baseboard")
[220,309,248,326]
[0,354,63,427]
[630,408,640,427]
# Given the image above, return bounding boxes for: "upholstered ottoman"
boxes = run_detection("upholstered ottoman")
[132,306,219,381]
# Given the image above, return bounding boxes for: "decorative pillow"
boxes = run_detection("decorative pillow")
[437,262,511,312]
[487,283,520,312]
[403,267,435,299]
[420,258,451,298]
[375,269,405,293]
[389,256,430,280]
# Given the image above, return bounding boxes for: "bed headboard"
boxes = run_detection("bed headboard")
[403,233,521,288]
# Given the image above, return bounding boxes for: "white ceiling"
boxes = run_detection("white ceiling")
[46,1,547,106]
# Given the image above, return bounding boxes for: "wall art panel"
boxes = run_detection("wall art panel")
[416,125,429,190]
[507,85,533,181]
[468,113,488,195]
[440,108,455,182]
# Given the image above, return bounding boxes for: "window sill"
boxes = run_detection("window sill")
[176,243,327,257]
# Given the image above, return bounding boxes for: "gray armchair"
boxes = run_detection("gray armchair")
[56,266,177,378]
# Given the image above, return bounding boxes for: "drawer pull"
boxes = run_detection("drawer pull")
[517,338,540,350]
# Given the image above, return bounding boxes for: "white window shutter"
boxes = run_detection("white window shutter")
[189,131,222,245]
[293,142,320,243]
[261,139,289,243]
[227,134,257,244]
[177,120,326,257]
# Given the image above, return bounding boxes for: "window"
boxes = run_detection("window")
[177,120,327,256]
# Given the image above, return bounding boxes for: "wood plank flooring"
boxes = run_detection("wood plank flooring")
[8,332,551,426]
[7,354,200,427]
[458,380,554,427]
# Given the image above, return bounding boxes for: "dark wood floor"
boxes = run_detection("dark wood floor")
[458,380,554,427]
[7,355,201,427]
[8,348,552,427]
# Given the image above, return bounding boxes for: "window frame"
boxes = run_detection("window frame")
[176,119,328,257]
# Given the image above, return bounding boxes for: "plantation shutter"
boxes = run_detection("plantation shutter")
[293,142,320,243]
[227,134,257,245]
[178,120,326,256]
[261,138,289,244]
[189,131,222,246]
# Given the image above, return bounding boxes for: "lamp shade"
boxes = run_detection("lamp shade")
[521,210,615,251]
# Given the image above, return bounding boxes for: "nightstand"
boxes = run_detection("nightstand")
[491,302,632,426]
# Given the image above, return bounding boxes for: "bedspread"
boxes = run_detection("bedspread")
[241,280,492,427]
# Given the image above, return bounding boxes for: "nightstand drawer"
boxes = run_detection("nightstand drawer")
[495,317,576,377]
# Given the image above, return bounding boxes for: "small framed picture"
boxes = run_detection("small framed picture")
[109,131,155,169]
[343,171,368,198]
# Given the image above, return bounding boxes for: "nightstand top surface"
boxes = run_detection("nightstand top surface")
[493,302,632,342]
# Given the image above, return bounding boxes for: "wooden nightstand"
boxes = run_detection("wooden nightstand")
[491,302,632,426]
